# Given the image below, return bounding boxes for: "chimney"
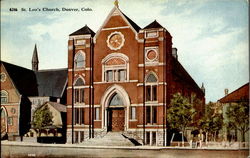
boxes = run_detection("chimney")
[172,48,178,60]
[224,88,229,96]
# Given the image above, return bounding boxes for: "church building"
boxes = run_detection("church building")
[66,2,205,146]
[67,3,205,145]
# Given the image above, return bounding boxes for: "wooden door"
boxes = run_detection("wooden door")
[108,108,125,131]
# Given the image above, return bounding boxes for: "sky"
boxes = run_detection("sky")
[1,0,249,103]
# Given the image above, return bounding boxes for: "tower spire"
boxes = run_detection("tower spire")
[32,44,39,71]
[201,82,205,95]
[114,0,119,8]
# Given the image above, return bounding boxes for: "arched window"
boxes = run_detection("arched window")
[102,53,129,82]
[0,90,8,104]
[73,77,85,126]
[145,73,158,101]
[146,74,157,82]
[74,51,85,69]
[74,78,84,104]
[109,93,123,106]
[1,108,7,134]
[145,73,158,125]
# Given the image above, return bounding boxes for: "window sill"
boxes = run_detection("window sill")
[74,103,85,106]
[74,124,84,126]
[137,124,160,127]
[104,80,129,83]
[74,68,86,71]
[145,101,158,104]
[129,119,137,121]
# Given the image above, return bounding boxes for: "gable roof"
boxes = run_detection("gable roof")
[70,25,95,36]
[144,20,164,29]
[46,101,66,112]
[219,83,249,103]
[94,7,141,39]
[35,68,68,98]
[1,61,38,96]
[1,61,67,98]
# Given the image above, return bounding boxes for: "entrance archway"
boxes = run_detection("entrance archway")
[107,93,125,131]
[100,84,130,132]
[1,107,7,137]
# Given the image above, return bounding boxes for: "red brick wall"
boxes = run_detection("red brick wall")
[0,64,21,135]
[66,10,205,131]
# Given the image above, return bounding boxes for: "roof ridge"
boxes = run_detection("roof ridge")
[219,82,249,100]
[1,60,33,72]
[120,11,141,32]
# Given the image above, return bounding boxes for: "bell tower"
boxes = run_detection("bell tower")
[32,44,39,71]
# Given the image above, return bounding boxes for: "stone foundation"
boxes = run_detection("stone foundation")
[67,129,166,146]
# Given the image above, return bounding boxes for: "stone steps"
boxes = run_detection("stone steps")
[81,132,135,146]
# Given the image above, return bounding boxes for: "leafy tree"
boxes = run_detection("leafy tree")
[226,102,249,142]
[167,93,196,145]
[210,113,223,141]
[198,102,223,142]
[33,105,53,136]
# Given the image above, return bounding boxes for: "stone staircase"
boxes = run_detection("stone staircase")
[81,132,136,146]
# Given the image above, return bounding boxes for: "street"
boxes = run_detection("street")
[1,142,249,158]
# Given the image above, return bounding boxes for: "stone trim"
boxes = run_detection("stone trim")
[69,35,91,40]
[102,26,130,31]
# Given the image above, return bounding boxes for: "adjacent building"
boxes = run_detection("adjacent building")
[0,45,68,141]
[66,3,205,146]
[218,83,249,142]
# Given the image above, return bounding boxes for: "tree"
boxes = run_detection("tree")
[226,102,249,142]
[198,102,223,142]
[167,93,196,145]
[33,105,53,136]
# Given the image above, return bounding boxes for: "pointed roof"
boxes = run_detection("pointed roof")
[40,101,66,113]
[144,20,164,29]
[32,44,39,63]
[121,12,141,32]
[95,6,141,39]
[1,61,38,96]
[70,25,95,36]
[201,83,205,89]
[1,60,68,98]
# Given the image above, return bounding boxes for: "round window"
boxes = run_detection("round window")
[0,73,6,82]
[146,50,157,61]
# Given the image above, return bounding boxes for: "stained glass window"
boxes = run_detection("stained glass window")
[109,93,123,106]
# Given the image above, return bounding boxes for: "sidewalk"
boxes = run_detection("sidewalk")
[1,140,248,150]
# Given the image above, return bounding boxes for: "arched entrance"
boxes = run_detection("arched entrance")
[107,93,125,131]
[101,84,130,132]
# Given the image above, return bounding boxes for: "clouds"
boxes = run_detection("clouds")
[1,0,248,102]
[153,0,248,102]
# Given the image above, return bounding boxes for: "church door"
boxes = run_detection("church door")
[108,108,125,132]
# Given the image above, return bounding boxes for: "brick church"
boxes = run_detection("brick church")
[66,2,205,146]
